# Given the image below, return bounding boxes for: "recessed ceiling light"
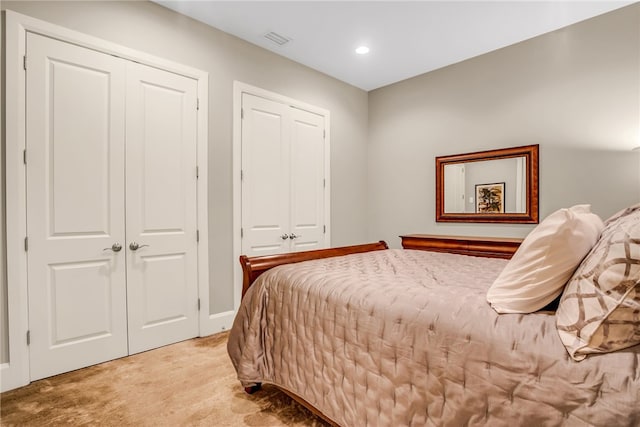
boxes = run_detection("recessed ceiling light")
[355,46,370,55]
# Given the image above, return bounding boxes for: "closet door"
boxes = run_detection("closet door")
[444,164,465,213]
[289,108,326,252]
[26,33,128,380]
[125,62,199,354]
[241,93,291,257]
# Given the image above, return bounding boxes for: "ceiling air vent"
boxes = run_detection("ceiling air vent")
[263,31,292,46]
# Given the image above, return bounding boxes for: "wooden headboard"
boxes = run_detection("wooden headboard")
[239,241,389,298]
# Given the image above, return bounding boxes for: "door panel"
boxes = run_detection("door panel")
[139,82,186,232]
[48,260,115,345]
[241,94,290,256]
[125,62,199,354]
[138,253,188,327]
[49,62,113,236]
[26,33,128,380]
[290,108,325,252]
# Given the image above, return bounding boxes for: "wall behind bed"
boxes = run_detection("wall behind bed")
[0,0,370,362]
[368,3,640,247]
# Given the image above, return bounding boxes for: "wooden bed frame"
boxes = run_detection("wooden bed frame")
[239,241,389,298]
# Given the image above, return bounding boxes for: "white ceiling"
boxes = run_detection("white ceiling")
[154,1,634,91]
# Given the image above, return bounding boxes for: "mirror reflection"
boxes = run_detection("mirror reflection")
[444,157,527,214]
[435,144,539,224]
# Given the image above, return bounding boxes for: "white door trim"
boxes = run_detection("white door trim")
[3,10,210,392]
[232,81,331,310]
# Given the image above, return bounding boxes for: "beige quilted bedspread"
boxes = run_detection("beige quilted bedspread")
[227,249,640,426]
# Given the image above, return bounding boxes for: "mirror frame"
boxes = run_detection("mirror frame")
[436,144,539,224]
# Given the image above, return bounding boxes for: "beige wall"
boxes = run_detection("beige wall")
[368,3,640,247]
[0,0,370,362]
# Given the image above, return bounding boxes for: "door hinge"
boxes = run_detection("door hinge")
[323,129,326,139]
[240,170,244,181]
[197,98,200,111]
[241,228,244,238]
[323,225,326,234]
[23,149,27,165]
[196,229,200,242]
[26,330,30,345]
[23,55,27,71]
[241,108,244,119]
[323,179,326,188]
[197,298,201,311]
[196,166,199,179]
[24,236,28,251]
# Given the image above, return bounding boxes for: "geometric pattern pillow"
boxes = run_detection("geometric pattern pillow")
[556,203,640,361]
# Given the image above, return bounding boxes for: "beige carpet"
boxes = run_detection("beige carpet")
[0,332,329,426]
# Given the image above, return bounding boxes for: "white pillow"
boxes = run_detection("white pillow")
[487,204,604,314]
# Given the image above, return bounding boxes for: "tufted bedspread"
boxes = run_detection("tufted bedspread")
[227,249,640,426]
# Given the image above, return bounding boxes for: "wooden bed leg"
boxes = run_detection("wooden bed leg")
[244,384,262,394]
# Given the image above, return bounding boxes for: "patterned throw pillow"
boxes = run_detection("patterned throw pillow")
[556,203,640,361]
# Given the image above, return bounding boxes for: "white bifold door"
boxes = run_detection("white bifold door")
[125,62,198,355]
[26,33,199,380]
[241,93,327,257]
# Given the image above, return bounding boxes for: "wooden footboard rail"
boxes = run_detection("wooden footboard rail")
[239,241,389,298]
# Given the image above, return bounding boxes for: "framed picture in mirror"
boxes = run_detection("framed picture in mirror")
[475,182,505,213]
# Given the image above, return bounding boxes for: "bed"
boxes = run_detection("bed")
[227,237,640,426]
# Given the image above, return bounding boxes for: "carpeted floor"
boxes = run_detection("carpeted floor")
[0,332,329,426]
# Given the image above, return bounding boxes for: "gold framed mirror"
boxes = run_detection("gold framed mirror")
[436,144,539,223]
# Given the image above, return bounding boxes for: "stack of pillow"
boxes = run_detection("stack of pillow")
[487,203,640,361]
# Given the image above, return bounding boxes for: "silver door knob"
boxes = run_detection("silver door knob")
[280,234,290,240]
[288,233,300,239]
[103,243,122,252]
[129,242,150,251]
